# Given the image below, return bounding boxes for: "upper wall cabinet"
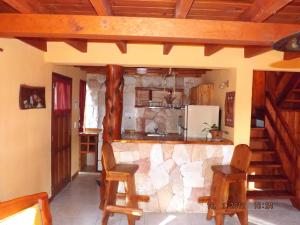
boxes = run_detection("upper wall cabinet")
[189,84,213,105]
[135,87,184,108]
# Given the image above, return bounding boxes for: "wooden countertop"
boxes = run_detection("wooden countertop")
[113,134,233,145]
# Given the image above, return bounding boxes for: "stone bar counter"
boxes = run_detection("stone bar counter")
[112,135,234,213]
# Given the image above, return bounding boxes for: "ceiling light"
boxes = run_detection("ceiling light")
[273,32,300,52]
[136,68,147,75]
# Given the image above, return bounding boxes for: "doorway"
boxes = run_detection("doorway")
[51,73,72,196]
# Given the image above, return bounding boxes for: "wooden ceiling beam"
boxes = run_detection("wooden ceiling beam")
[240,0,293,22]
[79,66,106,74]
[244,46,272,58]
[0,14,300,46]
[2,0,47,51]
[1,0,43,13]
[18,37,47,52]
[284,52,300,60]
[89,0,113,16]
[163,0,195,55]
[89,0,128,54]
[175,0,195,19]
[65,40,88,52]
[239,0,287,59]
[204,44,224,56]
[116,41,127,53]
[163,43,173,55]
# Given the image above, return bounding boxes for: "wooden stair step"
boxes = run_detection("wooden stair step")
[250,161,282,168]
[250,139,273,149]
[250,128,267,138]
[248,175,289,182]
[248,168,284,175]
[247,190,294,199]
[284,99,300,103]
[251,149,275,154]
[250,137,270,142]
[280,106,300,111]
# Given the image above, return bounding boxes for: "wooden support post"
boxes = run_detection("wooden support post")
[100,64,124,209]
[102,64,124,143]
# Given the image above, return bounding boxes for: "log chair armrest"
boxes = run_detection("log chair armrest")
[106,172,129,182]
[106,164,139,182]
[114,164,139,174]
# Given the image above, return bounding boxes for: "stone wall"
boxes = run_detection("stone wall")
[112,142,234,213]
[138,108,184,134]
[85,74,202,133]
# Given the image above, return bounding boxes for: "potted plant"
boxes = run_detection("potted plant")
[202,123,223,139]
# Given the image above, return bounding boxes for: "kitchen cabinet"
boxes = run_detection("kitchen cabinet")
[135,87,184,108]
[189,83,213,105]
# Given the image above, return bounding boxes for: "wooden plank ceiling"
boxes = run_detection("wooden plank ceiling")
[0,0,299,59]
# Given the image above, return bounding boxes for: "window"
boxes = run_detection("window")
[53,77,71,114]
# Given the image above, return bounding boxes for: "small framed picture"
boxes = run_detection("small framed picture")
[19,85,46,109]
[225,91,235,127]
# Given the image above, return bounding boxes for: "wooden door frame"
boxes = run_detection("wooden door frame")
[79,79,86,132]
[51,72,72,197]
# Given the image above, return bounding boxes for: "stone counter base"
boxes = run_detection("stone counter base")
[112,142,234,213]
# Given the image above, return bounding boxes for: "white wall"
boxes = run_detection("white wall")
[202,69,237,141]
[0,38,86,201]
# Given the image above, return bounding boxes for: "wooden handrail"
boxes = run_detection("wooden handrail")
[265,109,294,162]
[266,92,300,155]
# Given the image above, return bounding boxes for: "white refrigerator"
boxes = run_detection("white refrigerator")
[183,105,220,138]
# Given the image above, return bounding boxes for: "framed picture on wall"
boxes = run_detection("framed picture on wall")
[225,91,235,127]
[19,85,46,109]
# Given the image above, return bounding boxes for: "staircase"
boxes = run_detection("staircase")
[247,127,294,199]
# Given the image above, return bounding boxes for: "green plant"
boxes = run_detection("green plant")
[201,122,220,133]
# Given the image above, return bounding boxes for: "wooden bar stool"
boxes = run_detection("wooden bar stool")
[101,142,149,225]
[198,144,252,225]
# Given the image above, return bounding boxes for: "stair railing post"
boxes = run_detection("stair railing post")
[291,155,300,210]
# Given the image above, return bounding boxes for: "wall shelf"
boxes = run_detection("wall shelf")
[135,87,184,108]
[79,133,99,172]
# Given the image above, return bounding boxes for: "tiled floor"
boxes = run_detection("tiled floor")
[51,174,300,225]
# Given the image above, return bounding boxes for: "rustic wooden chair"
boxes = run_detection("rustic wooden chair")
[0,192,52,225]
[198,144,252,225]
[101,142,149,225]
